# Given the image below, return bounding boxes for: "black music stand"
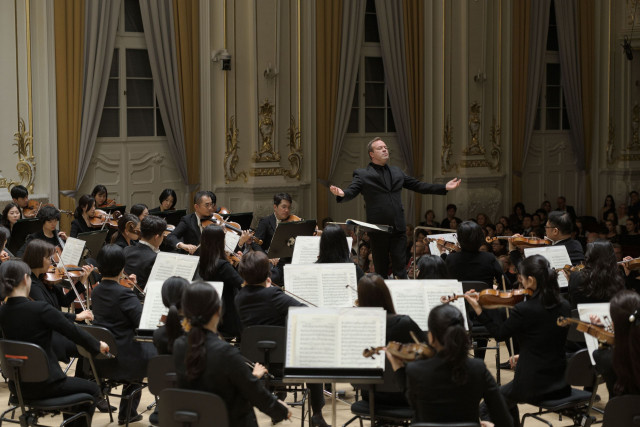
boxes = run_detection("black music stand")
[154,209,186,227]
[7,218,42,254]
[223,212,253,230]
[101,205,126,216]
[268,220,317,259]
[76,230,109,260]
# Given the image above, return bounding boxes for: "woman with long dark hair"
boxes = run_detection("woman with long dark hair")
[150,188,177,213]
[153,276,189,355]
[197,225,243,338]
[70,195,96,237]
[601,194,616,222]
[568,240,625,309]
[1,202,21,232]
[416,254,449,280]
[173,281,291,426]
[387,304,511,426]
[316,224,364,281]
[465,254,571,426]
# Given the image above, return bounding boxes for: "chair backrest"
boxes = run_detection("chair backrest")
[566,309,586,343]
[0,340,50,383]
[239,326,286,367]
[76,325,118,357]
[148,355,177,396]
[603,394,640,427]
[159,388,228,427]
[565,348,597,388]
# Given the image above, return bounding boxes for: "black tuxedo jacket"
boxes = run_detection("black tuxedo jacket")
[337,163,447,231]
[235,285,305,330]
[252,213,277,252]
[165,213,201,248]
[123,243,158,288]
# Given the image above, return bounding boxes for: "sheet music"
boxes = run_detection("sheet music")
[147,252,200,284]
[284,263,357,307]
[286,307,385,369]
[291,236,354,265]
[60,237,85,266]
[577,303,611,365]
[425,232,458,255]
[346,219,391,233]
[224,232,241,253]
[385,280,468,331]
[524,246,571,288]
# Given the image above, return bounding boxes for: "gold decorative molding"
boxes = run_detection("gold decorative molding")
[627,0,639,26]
[606,118,616,165]
[460,159,489,168]
[253,99,281,162]
[620,153,640,161]
[282,115,302,180]
[464,102,485,155]
[441,115,457,174]
[488,116,502,171]
[630,104,640,150]
[224,116,248,184]
[250,167,286,177]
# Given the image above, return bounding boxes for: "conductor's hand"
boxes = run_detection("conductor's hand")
[445,178,462,190]
[329,185,344,197]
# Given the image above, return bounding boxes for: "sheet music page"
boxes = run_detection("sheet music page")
[60,237,85,266]
[426,281,469,331]
[284,264,357,307]
[284,265,322,306]
[577,303,611,364]
[385,280,428,329]
[524,246,572,288]
[224,232,241,254]
[338,308,385,369]
[291,237,354,264]
[148,252,200,284]
[346,219,389,232]
[138,280,167,330]
[204,281,224,298]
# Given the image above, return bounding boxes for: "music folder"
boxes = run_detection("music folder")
[222,212,254,230]
[345,218,392,234]
[7,218,42,254]
[267,219,317,259]
[154,209,186,227]
[76,229,109,259]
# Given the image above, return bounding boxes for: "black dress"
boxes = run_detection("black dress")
[70,217,93,238]
[200,258,245,338]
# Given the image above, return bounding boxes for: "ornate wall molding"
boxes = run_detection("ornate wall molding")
[283,114,302,180]
[441,115,457,174]
[0,118,36,191]
[253,99,281,162]
[607,118,616,165]
[488,116,502,171]
[224,116,248,184]
[630,104,640,150]
[464,102,485,155]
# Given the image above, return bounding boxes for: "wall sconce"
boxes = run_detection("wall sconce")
[212,49,232,70]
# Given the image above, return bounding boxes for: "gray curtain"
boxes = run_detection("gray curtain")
[75,0,121,193]
[328,0,366,180]
[139,0,189,185]
[521,0,551,168]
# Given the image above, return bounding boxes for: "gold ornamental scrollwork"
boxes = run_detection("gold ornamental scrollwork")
[283,115,302,180]
[464,102,485,155]
[606,118,617,165]
[253,99,281,162]
[488,116,502,171]
[224,116,248,184]
[441,115,457,174]
[0,118,36,192]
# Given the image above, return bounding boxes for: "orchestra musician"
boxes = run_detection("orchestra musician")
[386,304,512,427]
[17,205,67,257]
[0,226,11,263]
[70,195,96,238]
[10,185,29,219]
[329,137,461,278]
[464,255,571,426]
[316,224,365,282]
[252,192,296,253]
[149,188,177,213]
[1,202,21,232]
[153,276,188,355]
[130,203,149,221]
[415,254,449,280]
[111,213,140,249]
[173,281,292,427]
[0,259,110,427]
[91,184,115,208]
[123,215,167,290]
[165,190,216,254]
[92,244,158,425]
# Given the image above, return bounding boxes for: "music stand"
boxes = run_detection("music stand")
[7,218,42,254]
[76,230,109,260]
[267,220,317,259]
[154,209,186,227]
[223,212,254,230]
[101,205,126,216]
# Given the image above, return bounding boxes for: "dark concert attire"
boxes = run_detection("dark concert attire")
[16,230,63,257]
[336,162,447,278]
[567,269,621,309]
[252,213,277,252]
[395,355,512,426]
[113,233,137,249]
[0,297,101,426]
[123,242,158,289]
[445,250,503,286]
[164,213,202,249]
[440,217,461,230]
[199,258,244,338]
[70,217,93,238]
[173,330,289,427]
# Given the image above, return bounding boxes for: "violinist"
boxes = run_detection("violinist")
[234,251,328,427]
[149,188,177,213]
[317,224,365,282]
[111,213,140,249]
[1,202,21,232]
[386,304,512,427]
[415,254,449,280]
[0,260,110,427]
[252,192,296,253]
[16,205,67,257]
[165,190,215,255]
[70,195,96,238]
[91,184,115,208]
[123,215,166,290]
[153,276,188,355]
[130,203,149,221]
[10,184,29,218]
[464,255,571,426]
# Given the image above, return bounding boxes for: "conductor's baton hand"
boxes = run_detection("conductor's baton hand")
[329,185,344,197]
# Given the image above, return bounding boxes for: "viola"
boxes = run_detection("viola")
[227,252,241,267]
[363,341,435,361]
[89,209,121,229]
[618,257,640,271]
[557,316,614,346]
[485,235,551,248]
[97,199,117,208]
[283,214,302,223]
[45,264,90,311]
[441,288,533,309]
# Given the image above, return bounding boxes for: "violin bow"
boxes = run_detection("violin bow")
[500,276,516,359]
[56,262,91,323]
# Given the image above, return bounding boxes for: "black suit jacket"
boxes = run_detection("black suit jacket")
[252,214,277,252]
[113,233,137,249]
[337,163,447,231]
[235,285,305,331]
[173,331,288,427]
[397,354,512,426]
[0,297,100,386]
[165,213,201,248]
[445,250,504,286]
[478,294,571,402]
[123,243,158,288]
[200,259,244,338]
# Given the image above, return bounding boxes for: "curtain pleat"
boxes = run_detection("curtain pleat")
[578,0,595,214]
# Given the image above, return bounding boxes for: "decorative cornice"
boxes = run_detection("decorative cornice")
[253,99,281,162]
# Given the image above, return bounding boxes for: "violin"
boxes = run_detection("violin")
[89,209,121,229]
[485,235,551,248]
[363,341,435,361]
[426,237,460,252]
[204,213,264,246]
[163,224,176,237]
[283,214,302,223]
[555,264,585,274]
[22,200,41,218]
[227,252,241,267]
[618,257,640,271]
[44,265,85,284]
[441,288,534,309]
[217,206,231,215]
[97,199,117,208]
[557,316,614,346]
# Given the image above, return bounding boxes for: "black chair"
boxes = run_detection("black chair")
[0,339,94,426]
[75,325,147,426]
[159,388,228,427]
[521,348,599,426]
[147,355,177,426]
[602,394,640,427]
[344,359,413,427]
[239,326,309,426]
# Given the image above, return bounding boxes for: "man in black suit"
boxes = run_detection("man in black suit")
[252,192,295,253]
[10,184,29,219]
[165,190,216,254]
[123,215,166,290]
[330,137,461,278]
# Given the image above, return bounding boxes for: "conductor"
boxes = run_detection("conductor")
[330,137,461,278]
